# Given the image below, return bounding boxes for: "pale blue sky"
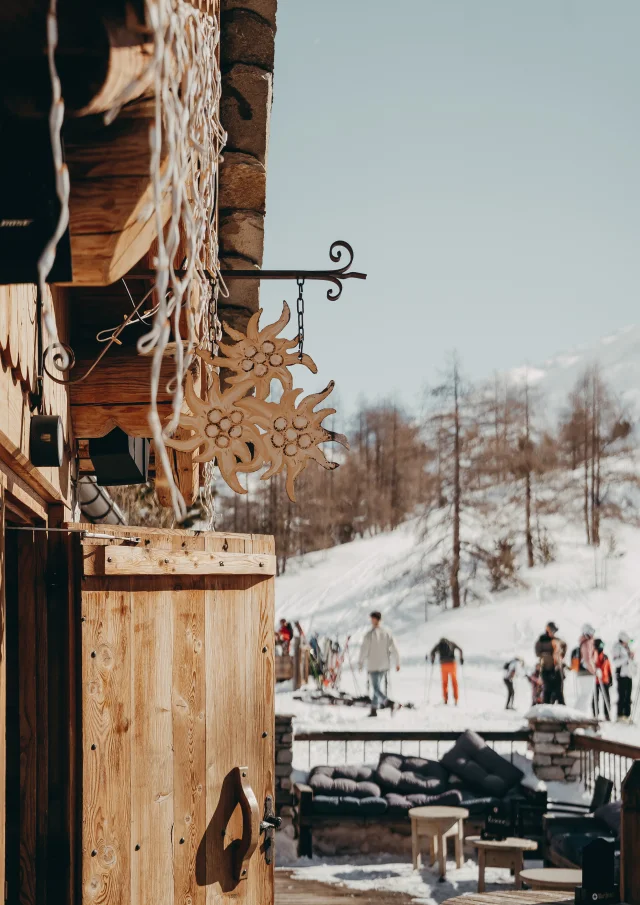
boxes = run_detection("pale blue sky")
[260,1,640,413]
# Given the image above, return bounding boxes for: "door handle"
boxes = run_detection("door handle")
[233,766,260,882]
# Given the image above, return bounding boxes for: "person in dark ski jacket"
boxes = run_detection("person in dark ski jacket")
[593,639,613,721]
[534,622,567,705]
[503,657,524,710]
[429,638,463,705]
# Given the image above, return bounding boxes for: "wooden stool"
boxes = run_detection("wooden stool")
[409,806,469,879]
[519,868,582,891]
[467,836,538,892]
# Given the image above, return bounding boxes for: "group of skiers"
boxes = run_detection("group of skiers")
[529,620,636,721]
[290,610,636,722]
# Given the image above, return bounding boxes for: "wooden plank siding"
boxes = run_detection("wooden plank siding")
[78,528,275,905]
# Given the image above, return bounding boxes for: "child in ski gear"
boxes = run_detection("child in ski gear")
[612,630,635,720]
[527,663,544,706]
[278,618,294,655]
[593,638,613,721]
[503,657,524,710]
[574,623,597,713]
[358,611,400,717]
[429,638,464,705]
[534,622,567,705]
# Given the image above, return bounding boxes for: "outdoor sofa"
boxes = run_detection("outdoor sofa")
[294,729,547,857]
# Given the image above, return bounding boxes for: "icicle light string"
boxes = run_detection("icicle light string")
[139,0,226,521]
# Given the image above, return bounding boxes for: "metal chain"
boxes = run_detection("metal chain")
[296,277,305,360]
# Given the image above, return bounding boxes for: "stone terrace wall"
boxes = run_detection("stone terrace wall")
[529,714,599,782]
[275,713,294,831]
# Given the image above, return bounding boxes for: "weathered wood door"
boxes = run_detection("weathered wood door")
[78,526,275,905]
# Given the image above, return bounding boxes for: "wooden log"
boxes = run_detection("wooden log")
[621,761,640,905]
[70,344,199,438]
[0,3,152,118]
[154,430,199,509]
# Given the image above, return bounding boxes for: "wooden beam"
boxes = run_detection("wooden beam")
[70,345,200,439]
[0,3,152,118]
[83,546,276,576]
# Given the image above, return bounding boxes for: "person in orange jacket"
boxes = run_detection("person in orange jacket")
[430,638,463,705]
[593,638,613,721]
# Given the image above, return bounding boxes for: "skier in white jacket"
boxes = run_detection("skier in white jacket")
[358,611,401,717]
[612,631,635,721]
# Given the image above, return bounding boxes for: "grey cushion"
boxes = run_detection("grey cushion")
[308,766,382,799]
[440,730,523,797]
[375,753,449,796]
[593,800,621,836]
[311,795,387,817]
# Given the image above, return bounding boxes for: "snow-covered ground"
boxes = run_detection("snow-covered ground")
[276,518,640,742]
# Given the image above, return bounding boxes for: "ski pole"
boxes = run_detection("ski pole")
[459,661,466,705]
[425,661,434,703]
[631,679,640,724]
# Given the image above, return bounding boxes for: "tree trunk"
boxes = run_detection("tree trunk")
[583,391,591,545]
[524,381,534,568]
[450,363,462,609]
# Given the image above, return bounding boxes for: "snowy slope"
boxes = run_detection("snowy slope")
[508,324,640,415]
[275,518,640,741]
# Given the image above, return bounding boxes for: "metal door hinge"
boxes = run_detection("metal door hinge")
[260,795,281,865]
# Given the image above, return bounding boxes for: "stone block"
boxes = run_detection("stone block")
[533,755,552,767]
[534,743,566,755]
[219,210,265,264]
[220,152,266,213]
[533,732,555,744]
[554,731,571,745]
[529,720,568,733]
[552,757,578,767]
[280,733,293,745]
[534,766,566,781]
[221,9,275,70]
[275,762,292,777]
[221,63,273,162]
[279,806,295,818]
[222,0,278,29]
[279,777,291,790]
[276,748,293,765]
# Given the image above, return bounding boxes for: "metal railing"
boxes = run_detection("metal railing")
[574,735,640,799]
[292,729,531,772]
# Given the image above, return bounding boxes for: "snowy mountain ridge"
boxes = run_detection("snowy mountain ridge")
[507,324,640,414]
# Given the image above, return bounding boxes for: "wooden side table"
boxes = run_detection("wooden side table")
[467,836,538,892]
[409,806,469,880]
[519,868,582,891]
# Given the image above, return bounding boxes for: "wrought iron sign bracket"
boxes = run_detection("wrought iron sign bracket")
[127,239,367,301]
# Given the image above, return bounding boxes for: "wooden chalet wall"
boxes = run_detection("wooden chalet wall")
[78,527,276,905]
[0,284,72,511]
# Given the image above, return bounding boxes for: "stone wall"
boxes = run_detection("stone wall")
[529,714,598,782]
[275,713,294,832]
[218,0,277,333]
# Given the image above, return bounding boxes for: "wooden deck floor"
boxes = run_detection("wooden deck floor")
[276,870,416,904]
